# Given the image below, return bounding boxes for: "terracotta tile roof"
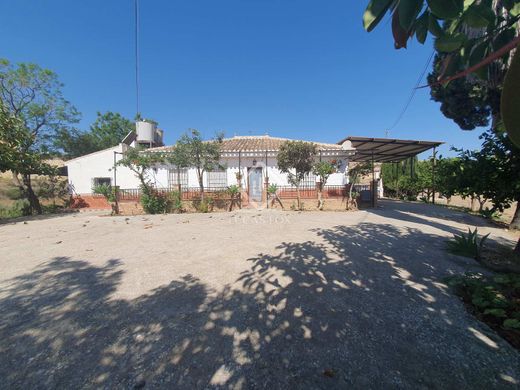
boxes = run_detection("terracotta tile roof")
[150,135,349,153]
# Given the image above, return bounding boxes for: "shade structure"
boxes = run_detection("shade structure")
[338,136,444,162]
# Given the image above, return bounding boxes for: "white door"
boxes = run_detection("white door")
[248,167,263,201]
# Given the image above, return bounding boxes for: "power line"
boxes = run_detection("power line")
[387,51,435,134]
[135,0,140,117]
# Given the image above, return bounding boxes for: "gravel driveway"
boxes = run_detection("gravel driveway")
[0,200,519,389]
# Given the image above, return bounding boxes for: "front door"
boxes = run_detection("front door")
[248,167,263,202]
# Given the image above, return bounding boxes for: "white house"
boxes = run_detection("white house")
[65,132,356,203]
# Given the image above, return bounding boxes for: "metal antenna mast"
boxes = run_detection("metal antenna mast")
[135,0,140,117]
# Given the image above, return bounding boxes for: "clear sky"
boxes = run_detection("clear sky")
[1,0,486,158]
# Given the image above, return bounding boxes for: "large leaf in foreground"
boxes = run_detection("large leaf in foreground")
[501,45,520,148]
[363,0,395,31]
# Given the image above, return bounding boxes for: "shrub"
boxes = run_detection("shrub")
[4,187,23,200]
[195,197,214,213]
[480,207,500,220]
[168,190,183,213]
[447,273,520,347]
[0,200,31,219]
[267,184,278,195]
[447,227,489,260]
[93,184,116,202]
[141,189,170,214]
[227,185,240,211]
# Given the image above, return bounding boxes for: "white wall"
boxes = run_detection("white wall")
[67,149,350,194]
[66,145,140,194]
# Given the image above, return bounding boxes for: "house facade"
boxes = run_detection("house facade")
[66,135,357,204]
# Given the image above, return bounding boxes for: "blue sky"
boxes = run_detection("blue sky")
[1,0,486,158]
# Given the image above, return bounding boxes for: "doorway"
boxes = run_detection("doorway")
[248,167,263,202]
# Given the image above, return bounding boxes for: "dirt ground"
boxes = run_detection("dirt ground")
[0,200,519,389]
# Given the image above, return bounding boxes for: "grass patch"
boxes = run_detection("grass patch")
[447,273,520,350]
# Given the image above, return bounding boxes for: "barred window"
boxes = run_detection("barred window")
[169,168,189,189]
[206,170,227,188]
[300,172,316,187]
[92,177,111,189]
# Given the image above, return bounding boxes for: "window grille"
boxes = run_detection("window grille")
[206,170,227,188]
[169,168,189,189]
[92,177,111,189]
[300,172,316,187]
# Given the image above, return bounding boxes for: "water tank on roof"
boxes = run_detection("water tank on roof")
[136,121,156,144]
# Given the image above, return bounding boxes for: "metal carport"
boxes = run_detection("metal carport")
[338,136,444,206]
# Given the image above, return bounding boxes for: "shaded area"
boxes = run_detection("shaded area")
[1,222,519,388]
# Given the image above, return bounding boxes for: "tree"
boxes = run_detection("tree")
[347,162,372,209]
[116,147,160,194]
[89,111,134,149]
[54,127,99,159]
[363,0,520,146]
[0,60,78,213]
[277,141,317,210]
[163,141,191,193]
[312,161,338,210]
[175,129,223,201]
[55,111,134,159]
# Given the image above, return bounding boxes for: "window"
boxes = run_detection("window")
[169,168,189,189]
[92,177,111,189]
[206,170,227,188]
[300,172,316,187]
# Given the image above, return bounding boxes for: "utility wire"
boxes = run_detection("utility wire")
[135,0,140,117]
[387,51,435,133]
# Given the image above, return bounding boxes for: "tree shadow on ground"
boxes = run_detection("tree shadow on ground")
[375,199,494,230]
[1,223,519,389]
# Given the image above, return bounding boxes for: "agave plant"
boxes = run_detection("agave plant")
[447,227,490,260]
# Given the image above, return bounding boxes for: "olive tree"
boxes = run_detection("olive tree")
[277,141,317,210]
[312,161,338,210]
[175,129,223,201]
[0,59,79,214]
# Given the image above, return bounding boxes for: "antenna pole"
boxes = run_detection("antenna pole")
[135,0,140,117]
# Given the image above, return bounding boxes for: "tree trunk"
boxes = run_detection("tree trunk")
[177,168,181,194]
[510,201,520,230]
[317,182,323,210]
[198,172,205,202]
[22,174,42,215]
[296,184,301,210]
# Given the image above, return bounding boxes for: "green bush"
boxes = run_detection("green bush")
[168,190,183,213]
[93,184,116,202]
[447,273,520,338]
[141,189,170,214]
[447,227,489,260]
[4,187,23,200]
[195,197,214,213]
[0,200,31,219]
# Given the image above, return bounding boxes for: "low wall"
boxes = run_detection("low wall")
[71,195,111,210]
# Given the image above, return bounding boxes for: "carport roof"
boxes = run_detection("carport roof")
[338,136,444,163]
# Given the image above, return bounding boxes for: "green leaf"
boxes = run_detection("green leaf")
[399,0,424,31]
[363,0,395,32]
[415,11,429,43]
[435,33,466,52]
[428,14,444,37]
[511,3,520,17]
[501,46,520,148]
[464,3,496,28]
[463,0,476,11]
[427,0,463,19]
[483,308,506,317]
[503,318,520,329]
